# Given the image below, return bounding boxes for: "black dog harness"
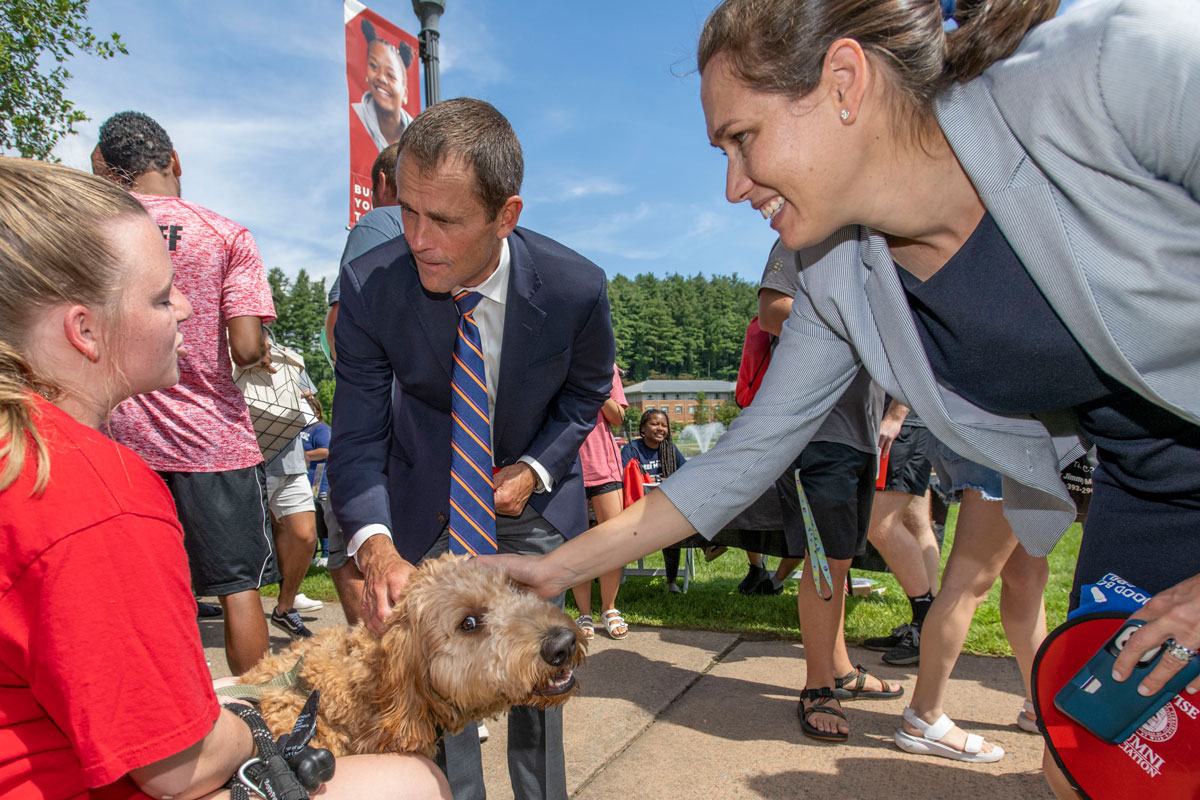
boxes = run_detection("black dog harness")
[218,662,335,800]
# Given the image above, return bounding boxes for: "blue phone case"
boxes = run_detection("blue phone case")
[1055,619,1200,744]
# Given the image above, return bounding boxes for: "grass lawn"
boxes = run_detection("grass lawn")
[270,505,1082,658]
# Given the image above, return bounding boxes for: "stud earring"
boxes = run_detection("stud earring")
[840,109,850,121]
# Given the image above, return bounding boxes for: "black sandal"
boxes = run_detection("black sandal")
[797,687,849,742]
[833,664,904,701]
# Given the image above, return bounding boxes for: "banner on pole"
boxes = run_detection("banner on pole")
[344,0,420,225]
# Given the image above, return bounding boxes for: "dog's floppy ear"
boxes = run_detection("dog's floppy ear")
[358,600,442,759]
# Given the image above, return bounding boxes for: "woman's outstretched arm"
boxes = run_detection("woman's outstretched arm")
[480,489,694,599]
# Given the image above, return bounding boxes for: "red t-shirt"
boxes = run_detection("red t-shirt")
[0,398,219,799]
[109,193,275,472]
[578,364,628,487]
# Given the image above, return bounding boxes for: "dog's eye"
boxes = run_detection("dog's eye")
[459,615,478,633]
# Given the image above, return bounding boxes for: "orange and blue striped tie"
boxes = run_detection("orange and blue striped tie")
[448,290,498,555]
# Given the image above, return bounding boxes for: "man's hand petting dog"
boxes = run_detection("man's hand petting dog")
[357,535,418,634]
[493,462,536,517]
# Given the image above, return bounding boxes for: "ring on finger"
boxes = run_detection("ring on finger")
[1164,639,1199,662]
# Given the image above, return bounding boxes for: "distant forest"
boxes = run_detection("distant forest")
[266,269,761,411]
[608,273,758,383]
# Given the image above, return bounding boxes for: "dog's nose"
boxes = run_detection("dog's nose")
[540,626,577,667]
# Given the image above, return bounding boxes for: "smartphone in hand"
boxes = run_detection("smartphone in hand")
[1055,619,1200,744]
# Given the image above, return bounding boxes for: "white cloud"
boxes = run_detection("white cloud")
[546,197,770,279]
[437,5,510,88]
[561,177,627,199]
[537,108,576,135]
[526,174,629,203]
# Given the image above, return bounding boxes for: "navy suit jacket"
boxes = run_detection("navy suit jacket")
[328,226,616,562]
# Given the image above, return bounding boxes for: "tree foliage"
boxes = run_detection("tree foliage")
[1,0,127,159]
[692,390,710,425]
[267,268,334,417]
[715,400,741,428]
[258,268,757,425]
[608,273,757,383]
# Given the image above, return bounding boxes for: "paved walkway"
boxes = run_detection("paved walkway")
[202,598,1053,800]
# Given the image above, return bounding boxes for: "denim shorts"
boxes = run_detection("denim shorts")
[931,440,1003,501]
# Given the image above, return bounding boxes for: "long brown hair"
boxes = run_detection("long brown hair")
[0,158,146,492]
[698,0,1059,123]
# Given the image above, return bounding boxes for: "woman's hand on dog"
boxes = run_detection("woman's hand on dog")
[477,552,561,600]
[357,534,418,634]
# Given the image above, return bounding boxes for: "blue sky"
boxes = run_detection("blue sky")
[49,1,1082,288]
[50,1,776,288]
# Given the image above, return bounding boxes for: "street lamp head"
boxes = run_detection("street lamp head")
[412,0,445,30]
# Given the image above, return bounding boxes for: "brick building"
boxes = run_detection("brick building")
[622,379,736,426]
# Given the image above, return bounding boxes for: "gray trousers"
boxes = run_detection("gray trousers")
[419,504,568,800]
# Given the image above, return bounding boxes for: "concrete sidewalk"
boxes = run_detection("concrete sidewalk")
[202,598,1053,799]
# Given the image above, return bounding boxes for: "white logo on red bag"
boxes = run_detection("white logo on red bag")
[1138,704,1178,743]
[1121,734,1166,777]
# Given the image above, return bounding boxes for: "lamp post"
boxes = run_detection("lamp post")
[411,0,445,107]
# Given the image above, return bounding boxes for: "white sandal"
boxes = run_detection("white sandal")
[601,609,628,640]
[1016,699,1039,733]
[894,707,1004,763]
[575,615,594,640]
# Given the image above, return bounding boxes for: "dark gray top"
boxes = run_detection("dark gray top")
[760,239,883,454]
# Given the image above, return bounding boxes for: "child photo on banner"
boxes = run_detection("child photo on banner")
[344,0,420,225]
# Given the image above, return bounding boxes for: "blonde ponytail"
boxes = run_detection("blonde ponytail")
[0,343,50,492]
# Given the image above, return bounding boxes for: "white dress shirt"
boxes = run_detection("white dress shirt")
[347,238,552,562]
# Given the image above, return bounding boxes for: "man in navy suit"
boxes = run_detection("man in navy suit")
[328,98,615,800]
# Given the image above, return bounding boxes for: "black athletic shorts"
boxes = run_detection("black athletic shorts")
[775,441,877,561]
[158,463,280,596]
[883,422,933,496]
[585,480,622,499]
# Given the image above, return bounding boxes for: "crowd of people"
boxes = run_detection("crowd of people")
[1,0,1197,798]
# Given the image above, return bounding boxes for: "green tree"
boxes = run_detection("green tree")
[267,267,334,416]
[606,272,757,382]
[715,400,741,428]
[623,404,643,439]
[692,390,710,425]
[1,1,127,159]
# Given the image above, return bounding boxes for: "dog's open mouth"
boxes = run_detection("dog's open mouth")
[535,668,576,697]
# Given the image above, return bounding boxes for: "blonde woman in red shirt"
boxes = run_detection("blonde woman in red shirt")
[0,158,449,800]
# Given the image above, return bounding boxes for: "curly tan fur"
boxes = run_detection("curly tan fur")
[239,554,586,759]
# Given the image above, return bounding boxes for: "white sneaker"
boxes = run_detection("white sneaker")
[293,593,324,612]
[477,723,489,743]
[312,556,329,568]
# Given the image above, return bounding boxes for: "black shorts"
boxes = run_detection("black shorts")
[883,423,933,496]
[775,441,876,561]
[1070,462,1200,609]
[585,480,622,499]
[158,463,280,596]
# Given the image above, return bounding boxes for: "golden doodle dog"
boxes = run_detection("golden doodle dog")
[236,554,586,759]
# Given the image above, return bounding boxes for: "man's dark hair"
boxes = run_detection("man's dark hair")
[97,111,174,185]
[397,98,523,219]
[371,142,400,198]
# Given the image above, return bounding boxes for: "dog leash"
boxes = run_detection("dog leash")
[226,690,335,800]
[216,657,309,701]
[794,469,834,602]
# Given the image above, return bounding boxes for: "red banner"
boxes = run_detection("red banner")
[344,0,420,225]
